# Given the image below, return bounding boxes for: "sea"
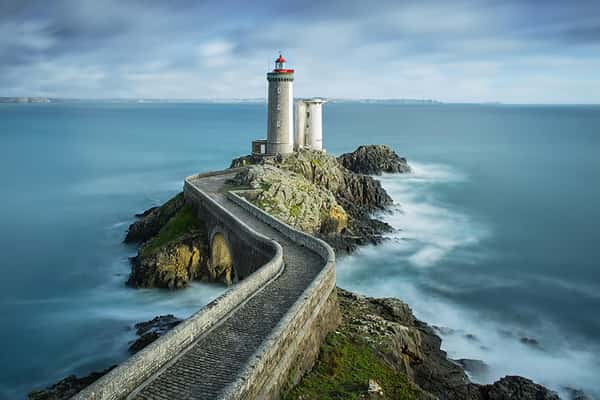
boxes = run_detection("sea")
[0,102,598,399]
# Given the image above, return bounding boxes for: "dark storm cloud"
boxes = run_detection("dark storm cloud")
[0,0,599,102]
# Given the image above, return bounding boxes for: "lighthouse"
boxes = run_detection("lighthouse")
[250,53,326,157]
[266,54,294,155]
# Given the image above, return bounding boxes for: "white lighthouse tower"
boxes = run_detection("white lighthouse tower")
[251,53,326,157]
[265,54,294,155]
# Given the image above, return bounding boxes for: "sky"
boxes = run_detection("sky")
[1,0,600,103]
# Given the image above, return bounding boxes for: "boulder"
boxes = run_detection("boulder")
[129,315,182,353]
[338,145,411,175]
[27,366,115,400]
[479,376,560,400]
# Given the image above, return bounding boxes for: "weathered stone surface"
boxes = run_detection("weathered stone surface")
[124,192,185,243]
[129,315,183,354]
[209,232,235,285]
[231,164,347,234]
[338,144,411,175]
[229,147,399,253]
[128,232,210,290]
[454,358,490,380]
[479,376,560,400]
[27,366,115,400]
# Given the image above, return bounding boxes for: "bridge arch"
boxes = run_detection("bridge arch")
[209,226,236,285]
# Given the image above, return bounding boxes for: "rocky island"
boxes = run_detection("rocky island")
[28,144,566,400]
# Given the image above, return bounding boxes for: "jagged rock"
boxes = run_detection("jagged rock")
[478,376,560,400]
[27,366,115,400]
[338,145,411,175]
[229,154,264,168]
[124,192,185,243]
[129,315,182,353]
[126,205,222,290]
[229,147,398,253]
[454,358,490,380]
[231,164,347,234]
[128,232,209,290]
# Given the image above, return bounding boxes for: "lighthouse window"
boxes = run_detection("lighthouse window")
[306,111,310,118]
[277,87,281,94]
[276,103,281,111]
[276,120,281,128]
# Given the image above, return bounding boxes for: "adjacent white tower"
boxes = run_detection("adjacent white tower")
[294,98,327,151]
[266,54,294,155]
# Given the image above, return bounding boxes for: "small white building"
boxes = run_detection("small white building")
[294,98,326,152]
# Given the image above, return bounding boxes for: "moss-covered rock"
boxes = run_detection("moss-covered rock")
[127,205,213,290]
[232,164,348,234]
[338,145,412,175]
[124,192,185,244]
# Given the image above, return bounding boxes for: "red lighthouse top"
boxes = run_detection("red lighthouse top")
[273,53,294,74]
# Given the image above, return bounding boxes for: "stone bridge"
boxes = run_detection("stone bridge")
[74,169,340,400]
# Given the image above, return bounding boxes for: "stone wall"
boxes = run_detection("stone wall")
[184,179,276,279]
[222,191,339,400]
[72,175,284,400]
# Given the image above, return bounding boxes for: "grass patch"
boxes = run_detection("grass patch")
[283,333,417,400]
[289,203,301,219]
[141,206,204,256]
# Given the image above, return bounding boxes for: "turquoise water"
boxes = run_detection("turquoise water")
[1,103,599,398]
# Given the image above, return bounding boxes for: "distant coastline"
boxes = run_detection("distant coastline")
[0,97,444,105]
[0,97,52,103]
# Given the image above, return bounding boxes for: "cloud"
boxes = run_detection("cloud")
[0,0,599,102]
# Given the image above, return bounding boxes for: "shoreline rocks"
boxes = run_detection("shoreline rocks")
[228,146,403,254]
[124,192,185,244]
[128,314,183,353]
[285,288,560,400]
[338,144,411,175]
[27,366,116,400]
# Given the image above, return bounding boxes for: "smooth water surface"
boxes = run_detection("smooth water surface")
[0,102,599,398]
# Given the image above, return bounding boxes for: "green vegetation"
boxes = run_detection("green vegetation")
[284,333,417,400]
[141,206,204,256]
[289,203,301,219]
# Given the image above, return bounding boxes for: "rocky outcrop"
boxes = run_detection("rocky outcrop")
[129,315,183,354]
[124,192,185,243]
[126,203,214,290]
[128,231,209,290]
[338,144,411,175]
[27,366,115,400]
[478,376,560,400]
[285,288,559,400]
[229,147,402,253]
[230,164,347,234]
[126,197,234,290]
